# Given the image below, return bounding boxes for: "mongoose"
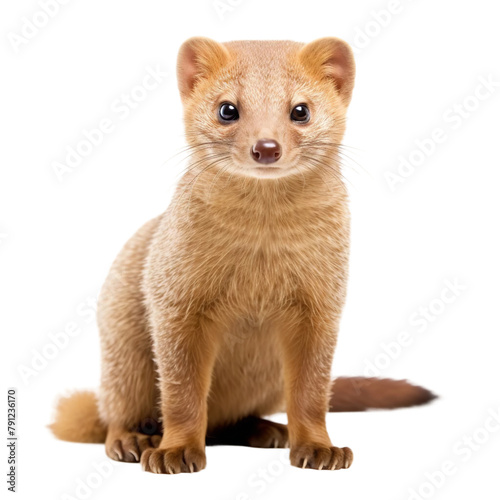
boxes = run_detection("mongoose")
[50,37,435,474]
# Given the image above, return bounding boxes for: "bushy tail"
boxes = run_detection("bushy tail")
[329,377,436,412]
[49,391,107,443]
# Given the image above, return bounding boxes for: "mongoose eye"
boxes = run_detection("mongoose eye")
[218,102,239,123]
[290,104,310,123]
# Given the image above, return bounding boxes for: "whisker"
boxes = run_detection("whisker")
[300,155,352,188]
[160,140,232,176]
[297,141,369,179]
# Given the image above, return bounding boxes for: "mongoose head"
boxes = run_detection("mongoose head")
[177,37,355,180]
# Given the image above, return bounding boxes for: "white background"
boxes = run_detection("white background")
[2,0,500,499]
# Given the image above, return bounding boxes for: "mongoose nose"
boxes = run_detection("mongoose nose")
[251,139,282,164]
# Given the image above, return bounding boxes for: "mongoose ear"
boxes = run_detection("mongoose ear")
[299,37,356,106]
[177,37,230,100]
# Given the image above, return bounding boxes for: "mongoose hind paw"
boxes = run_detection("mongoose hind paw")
[106,432,161,463]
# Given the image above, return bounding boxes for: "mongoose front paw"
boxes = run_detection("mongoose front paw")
[106,432,162,463]
[141,446,206,474]
[290,444,353,470]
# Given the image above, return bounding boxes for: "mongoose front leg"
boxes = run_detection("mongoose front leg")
[141,312,218,474]
[279,313,353,470]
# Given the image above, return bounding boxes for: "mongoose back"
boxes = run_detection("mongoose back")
[50,37,435,473]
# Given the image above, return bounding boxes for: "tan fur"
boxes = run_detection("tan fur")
[50,37,434,473]
[49,391,106,443]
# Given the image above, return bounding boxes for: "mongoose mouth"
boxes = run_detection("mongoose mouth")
[246,164,294,179]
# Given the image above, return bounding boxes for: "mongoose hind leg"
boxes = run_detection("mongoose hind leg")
[98,218,162,463]
[206,417,289,448]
